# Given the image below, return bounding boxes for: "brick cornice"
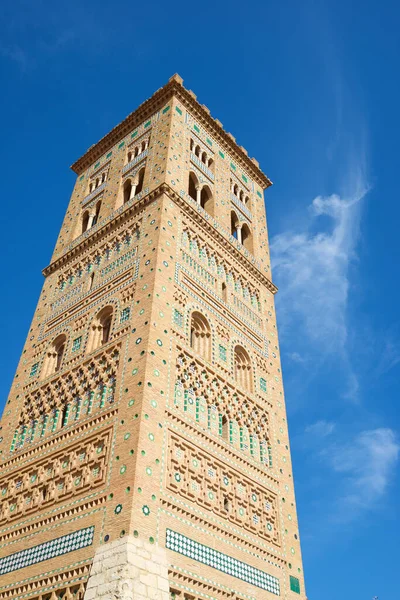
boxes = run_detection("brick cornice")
[70,74,272,190]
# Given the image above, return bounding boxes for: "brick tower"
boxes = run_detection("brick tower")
[0,75,306,600]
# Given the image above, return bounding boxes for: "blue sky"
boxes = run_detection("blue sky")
[1,1,399,598]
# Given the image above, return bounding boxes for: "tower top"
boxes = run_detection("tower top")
[70,73,272,189]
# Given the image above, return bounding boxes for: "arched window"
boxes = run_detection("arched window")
[195,145,201,157]
[135,167,145,195]
[201,151,207,164]
[231,211,239,239]
[42,334,67,379]
[127,151,132,163]
[233,184,239,197]
[234,345,253,392]
[188,172,199,202]
[134,146,139,158]
[200,185,213,216]
[141,141,146,153]
[82,211,90,234]
[241,223,253,253]
[88,272,95,291]
[190,312,211,361]
[87,306,113,353]
[92,201,101,227]
[123,179,132,204]
[101,172,106,184]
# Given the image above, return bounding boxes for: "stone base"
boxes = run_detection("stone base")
[84,536,170,600]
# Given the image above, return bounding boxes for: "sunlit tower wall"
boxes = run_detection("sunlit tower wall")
[0,74,306,600]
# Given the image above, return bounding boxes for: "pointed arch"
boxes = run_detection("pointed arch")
[234,345,253,392]
[241,223,253,253]
[188,171,199,202]
[42,334,67,379]
[231,211,240,239]
[123,179,132,205]
[81,210,90,234]
[190,311,212,361]
[200,185,214,216]
[135,166,145,195]
[87,306,113,354]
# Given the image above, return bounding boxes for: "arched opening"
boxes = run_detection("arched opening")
[101,311,112,345]
[135,167,145,196]
[61,404,69,428]
[190,311,211,361]
[200,185,213,216]
[88,272,95,292]
[233,184,238,197]
[134,146,139,158]
[127,151,132,163]
[190,139,194,152]
[231,211,239,239]
[234,345,253,392]
[195,145,201,158]
[201,151,207,164]
[141,141,146,153]
[188,172,199,202]
[92,201,101,227]
[82,211,90,234]
[123,179,132,204]
[221,415,229,440]
[241,223,253,253]
[55,337,66,372]
[89,182,94,193]
[208,158,214,170]
[42,334,67,379]
[101,172,106,183]
[222,282,227,302]
[87,306,113,353]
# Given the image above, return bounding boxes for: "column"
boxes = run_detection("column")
[196,186,201,205]
[129,183,137,201]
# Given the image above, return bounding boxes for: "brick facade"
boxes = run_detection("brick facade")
[0,74,306,600]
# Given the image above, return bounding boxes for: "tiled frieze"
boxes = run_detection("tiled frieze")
[0,526,94,576]
[166,529,280,595]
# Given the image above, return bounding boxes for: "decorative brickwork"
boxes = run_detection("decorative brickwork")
[0,75,306,600]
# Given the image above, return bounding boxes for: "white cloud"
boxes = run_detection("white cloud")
[305,420,336,437]
[271,183,367,351]
[329,428,399,514]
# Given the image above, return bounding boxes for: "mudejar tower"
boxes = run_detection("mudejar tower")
[0,75,306,600]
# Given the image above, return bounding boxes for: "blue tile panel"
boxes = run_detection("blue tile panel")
[0,526,94,576]
[166,529,280,595]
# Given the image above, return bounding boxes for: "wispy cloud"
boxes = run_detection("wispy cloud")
[271,180,367,351]
[271,163,369,401]
[305,420,336,437]
[329,428,399,516]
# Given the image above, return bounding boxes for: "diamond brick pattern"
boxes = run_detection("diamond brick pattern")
[166,529,280,595]
[0,526,94,576]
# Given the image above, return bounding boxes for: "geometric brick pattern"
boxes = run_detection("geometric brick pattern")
[0,526,94,576]
[166,529,280,595]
